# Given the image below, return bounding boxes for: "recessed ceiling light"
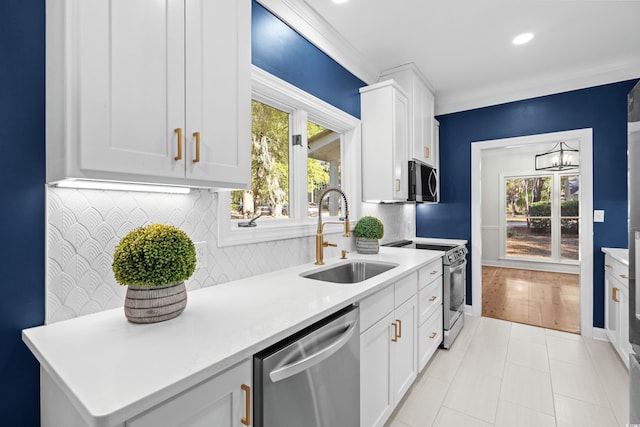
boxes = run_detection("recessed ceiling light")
[332,0,349,3]
[513,32,534,45]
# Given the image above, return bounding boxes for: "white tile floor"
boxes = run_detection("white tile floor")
[386,315,630,427]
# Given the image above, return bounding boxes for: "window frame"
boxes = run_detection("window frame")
[499,171,580,264]
[217,66,361,247]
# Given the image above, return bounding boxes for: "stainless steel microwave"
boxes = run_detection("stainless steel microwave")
[408,160,438,202]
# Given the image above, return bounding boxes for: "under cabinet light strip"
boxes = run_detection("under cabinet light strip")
[55,180,191,194]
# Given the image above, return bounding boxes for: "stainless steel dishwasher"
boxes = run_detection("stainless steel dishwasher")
[253,305,359,427]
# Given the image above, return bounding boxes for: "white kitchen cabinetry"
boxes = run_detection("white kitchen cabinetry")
[47,0,250,189]
[391,296,418,402]
[380,64,438,168]
[40,359,252,427]
[604,251,632,369]
[360,80,409,202]
[417,259,444,371]
[360,273,418,427]
[129,360,252,427]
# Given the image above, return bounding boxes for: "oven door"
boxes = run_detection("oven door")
[444,259,466,329]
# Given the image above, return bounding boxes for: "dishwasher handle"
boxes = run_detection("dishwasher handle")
[269,320,358,383]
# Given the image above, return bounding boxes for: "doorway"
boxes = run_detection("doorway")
[470,129,594,337]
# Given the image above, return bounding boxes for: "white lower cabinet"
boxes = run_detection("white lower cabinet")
[604,252,632,369]
[391,296,418,402]
[41,359,252,427]
[129,360,252,427]
[418,305,443,371]
[417,260,444,372]
[360,273,418,427]
[360,311,394,427]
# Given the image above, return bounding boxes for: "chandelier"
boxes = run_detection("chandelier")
[535,141,579,171]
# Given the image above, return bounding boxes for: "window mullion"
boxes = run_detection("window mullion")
[551,174,561,262]
[290,109,308,220]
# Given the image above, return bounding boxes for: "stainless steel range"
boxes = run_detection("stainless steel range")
[384,240,468,349]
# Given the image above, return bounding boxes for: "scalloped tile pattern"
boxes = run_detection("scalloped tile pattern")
[45,188,312,323]
[46,187,412,324]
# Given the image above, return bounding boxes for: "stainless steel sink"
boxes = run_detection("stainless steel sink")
[300,261,398,284]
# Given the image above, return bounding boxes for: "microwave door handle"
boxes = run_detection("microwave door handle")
[429,169,438,198]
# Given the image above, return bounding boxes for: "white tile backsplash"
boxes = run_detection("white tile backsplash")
[361,202,416,244]
[46,188,414,323]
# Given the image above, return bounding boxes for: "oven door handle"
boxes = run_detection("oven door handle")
[448,259,467,271]
[269,320,358,383]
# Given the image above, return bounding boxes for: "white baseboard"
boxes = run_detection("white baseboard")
[464,305,474,315]
[481,260,580,275]
[591,327,609,341]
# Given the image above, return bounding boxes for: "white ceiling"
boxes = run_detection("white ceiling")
[297,0,640,114]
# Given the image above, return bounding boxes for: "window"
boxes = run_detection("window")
[308,121,342,219]
[231,100,290,220]
[218,66,360,246]
[503,173,579,262]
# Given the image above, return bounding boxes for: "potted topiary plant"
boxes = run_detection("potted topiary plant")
[353,216,384,254]
[112,224,197,323]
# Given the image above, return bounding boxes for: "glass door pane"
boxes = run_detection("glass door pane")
[505,176,552,258]
[560,174,580,260]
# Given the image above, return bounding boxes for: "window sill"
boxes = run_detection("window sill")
[217,191,355,247]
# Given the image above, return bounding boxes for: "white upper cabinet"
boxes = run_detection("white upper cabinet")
[360,80,409,202]
[380,64,438,168]
[184,0,251,186]
[46,0,251,189]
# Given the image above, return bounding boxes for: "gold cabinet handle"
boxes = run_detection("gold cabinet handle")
[192,131,201,163]
[620,274,629,280]
[396,179,401,192]
[391,322,399,342]
[241,384,251,426]
[429,295,437,302]
[429,332,437,339]
[613,287,620,303]
[174,128,183,160]
[605,264,613,269]
[424,146,430,159]
[430,270,438,275]
[396,319,402,339]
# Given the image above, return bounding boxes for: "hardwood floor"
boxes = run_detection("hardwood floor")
[482,266,580,333]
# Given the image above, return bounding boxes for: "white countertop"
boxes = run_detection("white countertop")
[22,247,441,426]
[602,247,629,265]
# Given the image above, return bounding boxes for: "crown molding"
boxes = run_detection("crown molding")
[256,0,379,84]
[255,1,640,117]
[436,57,640,116]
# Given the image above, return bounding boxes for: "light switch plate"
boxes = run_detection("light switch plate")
[594,210,605,222]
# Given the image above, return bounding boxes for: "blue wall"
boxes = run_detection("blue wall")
[251,1,363,118]
[0,1,363,424]
[418,79,639,328]
[0,0,46,424]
